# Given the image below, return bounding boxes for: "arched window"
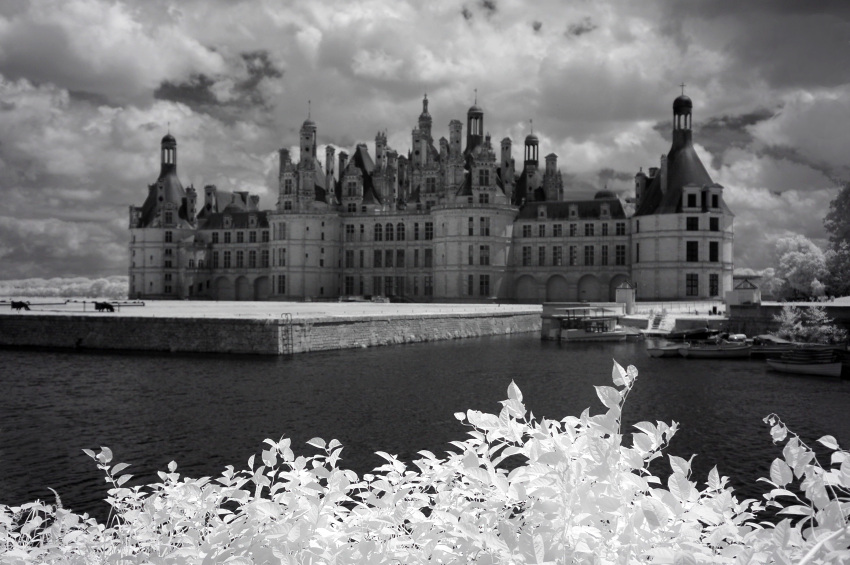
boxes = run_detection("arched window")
[374,223,383,241]
[385,223,394,241]
[397,223,405,241]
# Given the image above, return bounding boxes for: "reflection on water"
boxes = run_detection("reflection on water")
[1,335,848,522]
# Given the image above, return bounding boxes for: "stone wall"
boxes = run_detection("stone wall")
[0,312,541,355]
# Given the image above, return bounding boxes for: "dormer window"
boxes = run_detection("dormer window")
[538,205,546,219]
[249,215,257,228]
[569,205,578,218]
[478,169,490,187]
[224,215,232,228]
[600,204,610,218]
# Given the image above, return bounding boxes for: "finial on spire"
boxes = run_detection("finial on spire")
[529,118,533,134]
[167,121,170,134]
[680,83,686,95]
[423,93,428,113]
[308,99,311,119]
[474,88,478,104]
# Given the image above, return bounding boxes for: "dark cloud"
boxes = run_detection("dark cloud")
[462,6,473,20]
[566,17,597,37]
[693,108,775,169]
[154,74,218,107]
[481,0,497,14]
[240,51,284,91]
[532,21,542,33]
[68,90,113,106]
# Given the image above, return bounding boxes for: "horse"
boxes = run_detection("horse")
[94,302,115,312]
[11,301,30,311]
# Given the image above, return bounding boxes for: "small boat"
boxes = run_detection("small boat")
[679,341,751,359]
[646,342,685,358]
[750,335,795,358]
[666,327,720,342]
[766,347,843,377]
[554,307,628,342]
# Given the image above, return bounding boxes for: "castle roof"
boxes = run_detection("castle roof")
[199,210,270,230]
[516,198,628,220]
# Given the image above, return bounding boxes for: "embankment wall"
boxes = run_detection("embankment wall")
[0,312,540,355]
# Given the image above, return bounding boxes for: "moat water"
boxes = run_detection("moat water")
[2,335,849,523]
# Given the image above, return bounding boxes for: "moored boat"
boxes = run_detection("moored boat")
[766,346,844,378]
[646,342,685,358]
[666,327,720,342]
[679,341,751,359]
[554,307,628,342]
[750,334,795,358]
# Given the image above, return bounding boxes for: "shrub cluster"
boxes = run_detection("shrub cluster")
[2,363,848,564]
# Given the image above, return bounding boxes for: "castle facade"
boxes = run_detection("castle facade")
[129,94,733,302]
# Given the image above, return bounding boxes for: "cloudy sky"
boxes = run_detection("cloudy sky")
[1,0,848,278]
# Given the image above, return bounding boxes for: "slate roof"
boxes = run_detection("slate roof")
[515,197,628,220]
[199,210,271,230]
[139,165,189,227]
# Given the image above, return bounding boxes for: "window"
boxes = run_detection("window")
[359,277,364,295]
[479,274,490,296]
[569,246,577,266]
[164,285,172,294]
[553,224,563,237]
[522,246,532,266]
[396,250,405,268]
[248,250,257,268]
[284,201,292,211]
[414,249,420,268]
[385,250,393,268]
[687,194,697,208]
[261,250,269,267]
[165,231,173,243]
[710,217,719,232]
[468,217,474,236]
[710,241,719,262]
[537,246,545,266]
[249,231,257,243]
[569,224,577,237]
[635,243,640,263]
[344,276,354,295]
[616,222,626,236]
[284,179,293,194]
[345,225,355,242]
[372,276,381,294]
[712,194,719,208]
[709,274,719,296]
[467,274,474,296]
[413,277,419,296]
[237,232,244,243]
[584,245,594,266]
[374,224,383,241]
[425,222,434,240]
[164,273,172,281]
[359,250,364,268]
[601,245,608,266]
[236,250,244,268]
[397,223,405,240]
[164,260,172,268]
[188,259,193,268]
[585,224,594,237]
[279,248,286,266]
[538,224,546,238]
[553,246,563,266]
[686,241,699,262]
[385,223,394,241]
[478,193,489,204]
[468,245,474,265]
[686,274,699,296]
[262,230,269,242]
[212,232,219,244]
[414,223,420,240]
[373,250,382,268]
[602,223,608,236]
[165,248,173,256]
[224,232,231,244]
[346,180,358,197]
[686,217,699,231]
[223,251,231,268]
[478,169,490,187]
[480,217,490,236]
[212,251,219,268]
[424,275,433,296]
[424,249,433,267]
[479,245,490,266]
[425,177,436,193]
[277,275,286,294]
[522,225,532,238]
[278,223,287,240]
[345,250,354,268]
[615,245,626,266]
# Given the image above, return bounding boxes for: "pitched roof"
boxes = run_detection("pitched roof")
[139,167,189,227]
[199,210,270,230]
[515,197,628,220]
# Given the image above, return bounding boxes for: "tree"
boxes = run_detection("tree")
[773,235,826,299]
[824,181,850,246]
[824,241,850,297]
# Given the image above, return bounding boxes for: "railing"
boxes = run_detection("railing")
[632,300,725,316]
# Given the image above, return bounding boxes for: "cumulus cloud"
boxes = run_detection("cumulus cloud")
[0,0,846,278]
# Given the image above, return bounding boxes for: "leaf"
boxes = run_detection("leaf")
[612,360,626,386]
[595,385,621,409]
[818,435,840,450]
[96,447,113,464]
[770,458,793,487]
[770,424,787,443]
[167,460,177,473]
[111,462,130,475]
[454,412,466,421]
[669,455,693,477]
[707,466,721,491]
[533,533,544,564]
[116,474,132,486]
[82,449,96,460]
[306,437,326,449]
[508,380,523,402]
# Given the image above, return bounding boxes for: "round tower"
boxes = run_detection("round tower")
[524,132,539,166]
[418,94,432,140]
[160,133,177,176]
[466,101,484,153]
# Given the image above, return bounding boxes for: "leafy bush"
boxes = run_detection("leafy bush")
[773,304,848,345]
[2,363,848,564]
